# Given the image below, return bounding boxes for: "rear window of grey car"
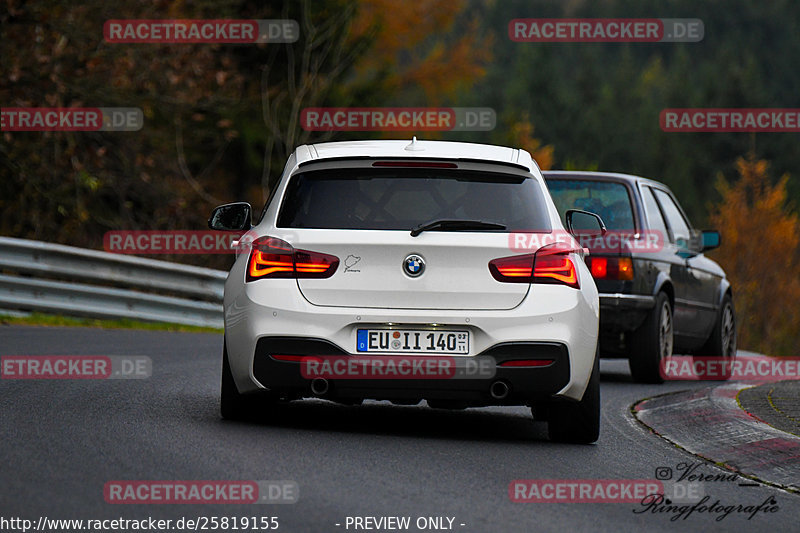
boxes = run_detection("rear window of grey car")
[546,179,636,231]
[276,168,552,231]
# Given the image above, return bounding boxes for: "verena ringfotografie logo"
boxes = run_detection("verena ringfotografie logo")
[661,355,800,381]
[509,230,664,253]
[301,107,496,132]
[1,108,143,131]
[1,356,151,379]
[104,20,299,43]
[104,480,298,504]
[284,355,496,380]
[509,19,703,43]
[634,494,779,522]
[103,230,254,254]
[660,108,800,132]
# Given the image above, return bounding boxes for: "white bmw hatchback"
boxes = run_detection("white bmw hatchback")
[209,138,602,443]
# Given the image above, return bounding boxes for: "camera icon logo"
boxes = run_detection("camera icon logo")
[655,467,673,480]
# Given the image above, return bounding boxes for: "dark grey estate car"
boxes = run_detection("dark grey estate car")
[544,171,736,383]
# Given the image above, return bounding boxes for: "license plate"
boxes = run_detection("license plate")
[356,329,469,354]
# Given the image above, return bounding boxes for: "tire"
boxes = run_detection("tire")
[628,292,672,384]
[546,350,600,444]
[693,293,736,380]
[221,341,273,420]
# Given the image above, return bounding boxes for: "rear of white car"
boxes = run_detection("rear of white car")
[213,139,601,442]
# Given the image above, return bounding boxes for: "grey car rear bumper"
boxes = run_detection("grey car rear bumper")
[599,293,656,310]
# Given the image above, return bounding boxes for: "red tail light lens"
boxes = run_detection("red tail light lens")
[587,256,633,281]
[488,254,535,281]
[533,254,579,288]
[372,161,458,168]
[271,355,306,362]
[488,243,580,289]
[247,237,339,282]
[590,257,608,278]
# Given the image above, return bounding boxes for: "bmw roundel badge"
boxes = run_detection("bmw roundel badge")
[403,254,425,277]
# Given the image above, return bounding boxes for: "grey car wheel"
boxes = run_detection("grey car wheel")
[628,292,672,384]
[694,294,736,380]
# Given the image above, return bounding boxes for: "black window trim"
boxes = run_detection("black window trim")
[644,184,694,245]
[257,158,296,225]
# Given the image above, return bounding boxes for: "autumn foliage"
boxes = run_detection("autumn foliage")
[349,0,491,103]
[708,155,800,356]
[506,113,554,170]
[0,0,493,270]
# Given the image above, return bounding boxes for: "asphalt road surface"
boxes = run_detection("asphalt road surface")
[1,326,798,533]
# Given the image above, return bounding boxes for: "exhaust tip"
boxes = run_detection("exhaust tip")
[489,380,510,400]
[310,378,329,396]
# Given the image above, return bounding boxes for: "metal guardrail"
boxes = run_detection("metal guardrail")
[0,237,226,328]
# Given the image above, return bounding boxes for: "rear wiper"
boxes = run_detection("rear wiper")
[410,219,507,237]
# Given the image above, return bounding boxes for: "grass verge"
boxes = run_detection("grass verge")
[0,311,222,334]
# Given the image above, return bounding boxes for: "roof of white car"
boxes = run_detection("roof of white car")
[294,138,536,171]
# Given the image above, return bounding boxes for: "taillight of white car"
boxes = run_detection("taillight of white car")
[246,236,339,282]
[488,242,582,289]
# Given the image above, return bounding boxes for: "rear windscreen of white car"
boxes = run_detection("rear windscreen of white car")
[546,179,635,230]
[276,168,552,231]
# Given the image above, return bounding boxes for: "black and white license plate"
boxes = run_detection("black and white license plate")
[356,329,469,354]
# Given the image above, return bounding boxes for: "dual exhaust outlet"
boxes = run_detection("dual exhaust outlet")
[310,378,329,396]
[310,378,510,401]
[489,380,510,400]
